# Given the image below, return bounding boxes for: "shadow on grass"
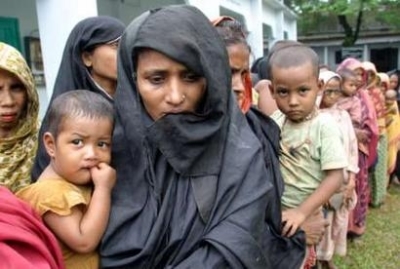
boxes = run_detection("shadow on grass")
[334,185,400,269]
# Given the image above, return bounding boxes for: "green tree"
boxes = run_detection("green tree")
[286,0,400,46]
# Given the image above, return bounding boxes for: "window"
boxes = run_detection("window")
[0,17,21,52]
[263,23,273,56]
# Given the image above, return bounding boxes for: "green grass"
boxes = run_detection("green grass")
[334,185,400,268]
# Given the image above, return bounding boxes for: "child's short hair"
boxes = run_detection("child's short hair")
[337,68,356,82]
[267,41,319,80]
[46,90,114,138]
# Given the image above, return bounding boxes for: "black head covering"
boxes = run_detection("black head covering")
[251,56,269,84]
[51,15,125,101]
[31,16,125,181]
[100,5,275,268]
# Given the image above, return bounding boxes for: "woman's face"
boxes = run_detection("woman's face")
[82,40,119,94]
[136,49,206,121]
[226,43,250,108]
[389,74,399,90]
[0,68,27,138]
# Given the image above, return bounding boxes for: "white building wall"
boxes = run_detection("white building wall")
[188,0,219,18]
[261,4,277,42]
[98,0,185,26]
[36,0,98,101]
[247,0,264,58]
[283,16,296,40]
[0,0,297,118]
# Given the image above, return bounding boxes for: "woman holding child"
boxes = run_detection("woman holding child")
[336,58,378,239]
[212,17,329,268]
[100,5,276,268]
[378,73,400,183]
[362,61,388,207]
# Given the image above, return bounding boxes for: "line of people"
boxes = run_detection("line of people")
[1,4,399,269]
[251,44,400,269]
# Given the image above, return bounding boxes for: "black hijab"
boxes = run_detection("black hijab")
[251,56,269,84]
[31,16,125,181]
[50,16,125,102]
[100,5,274,268]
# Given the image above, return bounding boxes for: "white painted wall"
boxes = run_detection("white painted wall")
[188,0,220,18]
[261,4,277,42]
[36,0,98,101]
[283,16,296,40]
[0,0,298,119]
[220,0,251,16]
[247,0,264,58]
[98,0,185,26]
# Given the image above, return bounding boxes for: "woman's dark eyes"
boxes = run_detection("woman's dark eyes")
[147,73,201,84]
[148,76,164,84]
[10,83,25,92]
[183,73,201,82]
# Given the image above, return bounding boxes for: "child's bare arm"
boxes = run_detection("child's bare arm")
[44,163,116,253]
[282,168,343,237]
[345,172,356,200]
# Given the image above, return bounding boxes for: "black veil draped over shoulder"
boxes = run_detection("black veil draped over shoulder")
[31,16,125,181]
[100,5,275,268]
[246,107,306,268]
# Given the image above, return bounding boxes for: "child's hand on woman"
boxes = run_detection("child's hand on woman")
[281,208,306,237]
[300,210,329,245]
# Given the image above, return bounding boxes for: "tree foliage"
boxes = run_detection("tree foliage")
[286,0,400,46]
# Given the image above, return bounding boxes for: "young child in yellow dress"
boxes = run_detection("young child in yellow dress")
[17,90,116,269]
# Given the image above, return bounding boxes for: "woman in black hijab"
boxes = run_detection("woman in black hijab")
[31,16,125,181]
[100,5,274,268]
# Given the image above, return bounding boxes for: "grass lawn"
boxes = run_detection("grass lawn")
[334,184,400,268]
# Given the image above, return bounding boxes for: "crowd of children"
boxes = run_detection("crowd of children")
[251,40,400,268]
[308,58,400,268]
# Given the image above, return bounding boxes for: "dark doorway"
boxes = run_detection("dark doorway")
[370,48,398,72]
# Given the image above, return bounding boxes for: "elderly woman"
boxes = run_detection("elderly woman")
[0,42,39,192]
[100,5,276,268]
[31,16,125,181]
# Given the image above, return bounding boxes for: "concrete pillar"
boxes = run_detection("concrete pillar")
[247,0,263,59]
[363,43,369,61]
[324,46,329,65]
[35,0,98,99]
